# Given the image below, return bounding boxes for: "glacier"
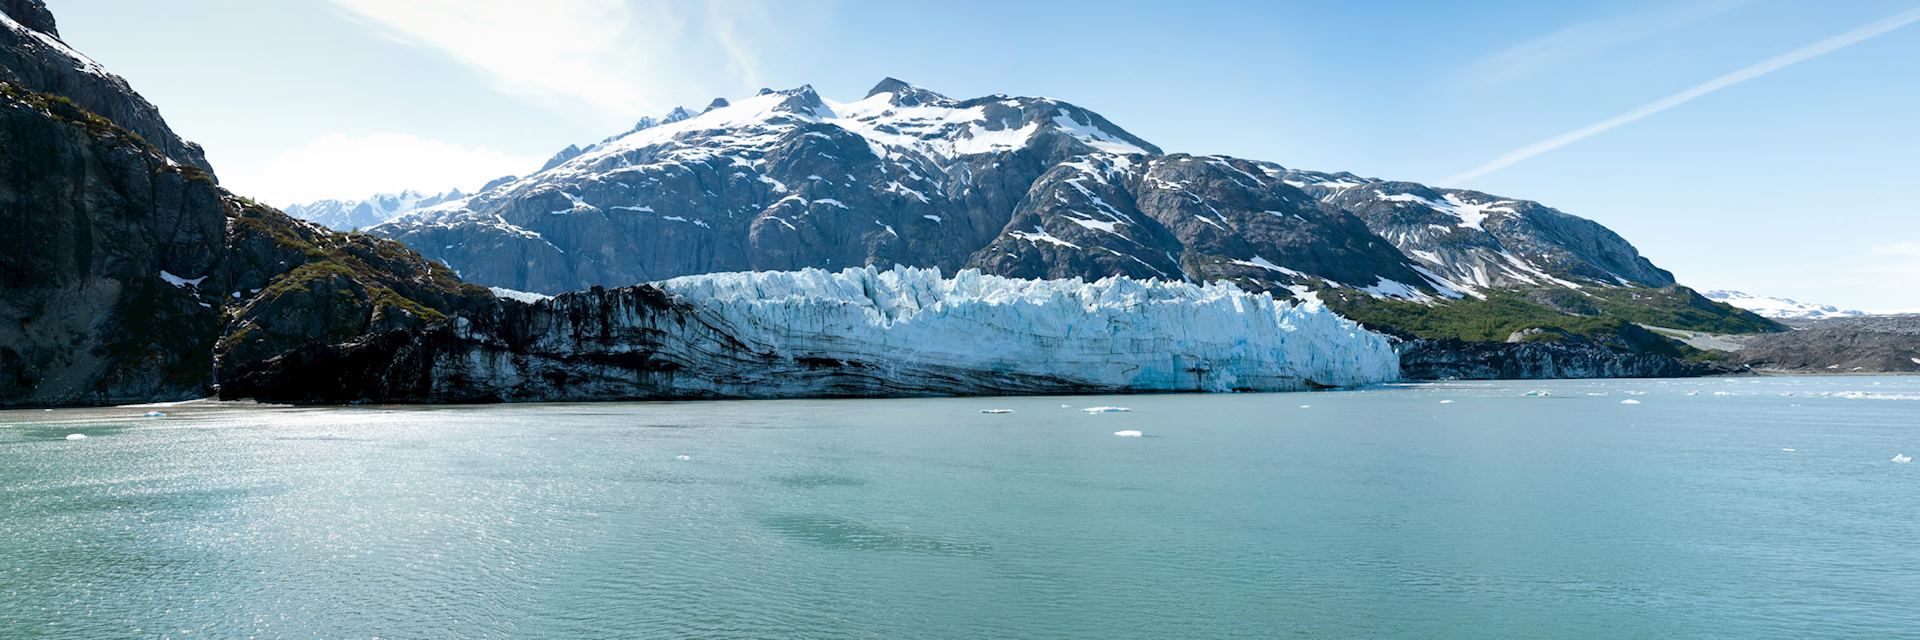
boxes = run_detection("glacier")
[412,266,1399,402]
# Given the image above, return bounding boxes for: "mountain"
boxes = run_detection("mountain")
[372,78,1775,377]
[0,3,1395,406]
[1703,290,1867,320]
[285,188,467,231]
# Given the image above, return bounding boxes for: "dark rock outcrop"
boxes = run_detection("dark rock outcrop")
[1,1,214,175]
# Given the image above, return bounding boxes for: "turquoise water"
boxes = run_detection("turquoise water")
[2,376,1917,638]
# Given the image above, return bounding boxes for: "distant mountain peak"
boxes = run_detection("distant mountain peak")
[1704,290,1867,320]
[866,77,951,107]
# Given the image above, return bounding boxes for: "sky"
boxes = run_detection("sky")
[45,0,1920,312]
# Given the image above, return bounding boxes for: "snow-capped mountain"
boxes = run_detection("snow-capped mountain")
[372,78,1670,304]
[1704,290,1867,320]
[284,188,467,231]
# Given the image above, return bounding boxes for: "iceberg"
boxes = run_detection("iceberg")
[65,433,87,441]
[1082,406,1134,414]
[1113,430,1143,437]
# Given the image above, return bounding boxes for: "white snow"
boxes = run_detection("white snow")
[1374,191,1515,231]
[653,266,1400,393]
[490,287,553,304]
[158,271,206,289]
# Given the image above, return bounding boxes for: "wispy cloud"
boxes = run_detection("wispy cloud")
[1455,0,1748,86]
[1443,6,1920,186]
[328,0,807,124]
[227,133,544,205]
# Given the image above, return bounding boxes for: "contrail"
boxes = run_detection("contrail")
[1443,6,1920,186]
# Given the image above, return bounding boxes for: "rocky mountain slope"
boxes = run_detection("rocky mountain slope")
[372,79,1776,378]
[1704,290,1867,320]
[284,188,468,231]
[1,3,213,176]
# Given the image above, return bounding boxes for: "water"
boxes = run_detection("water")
[2,376,1916,638]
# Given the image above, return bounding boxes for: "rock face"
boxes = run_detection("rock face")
[225,267,1401,404]
[0,4,491,407]
[1734,315,1920,373]
[0,2,214,176]
[283,188,466,231]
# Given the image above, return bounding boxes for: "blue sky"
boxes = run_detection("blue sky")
[48,0,1920,311]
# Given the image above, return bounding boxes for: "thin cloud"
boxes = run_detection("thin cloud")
[328,0,802,124]
[1443,6,1920,186]
[1457,0,1748,86]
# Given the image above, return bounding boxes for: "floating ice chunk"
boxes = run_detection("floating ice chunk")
[1299,404,1311,409]
[65,434,87,441]
[1620,399,1642,405]
[675,455,692,461]
[980,409,1014,414]
[1438,400,1455,404]
[1113,430,1143,437]
[1523,390,1551,397]
[142,411,166,417]
[1893,453,1913,464]
[1712,391,1734,397]
[1083,406,1132,414]
[1060,404,1072,408]
[1624,391,1647,396]
[1685,391,1700,396]
[1781,448,1796,452]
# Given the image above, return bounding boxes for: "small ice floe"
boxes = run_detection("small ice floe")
[1686,391,1700,396]
[1625,391,1648,396]
[980,409,1014,414]
[141,411,166,418]
[1712,391,1734,397]
[1438,400,1455,404]
[1523,390,1551,398]
[1299,404,1311,409]
[64,433,88,441]
[1893,453,1914,464]
[1082,406,1132,414]
[1781,448,1796,453]
[1585,392,1609,397]
[675,455,692,461]
[1620,399,1642,405]
[1113,430,1143,438]
[1060,404,1072,408]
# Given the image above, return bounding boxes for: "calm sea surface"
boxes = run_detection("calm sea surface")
[2,376,1917,638]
